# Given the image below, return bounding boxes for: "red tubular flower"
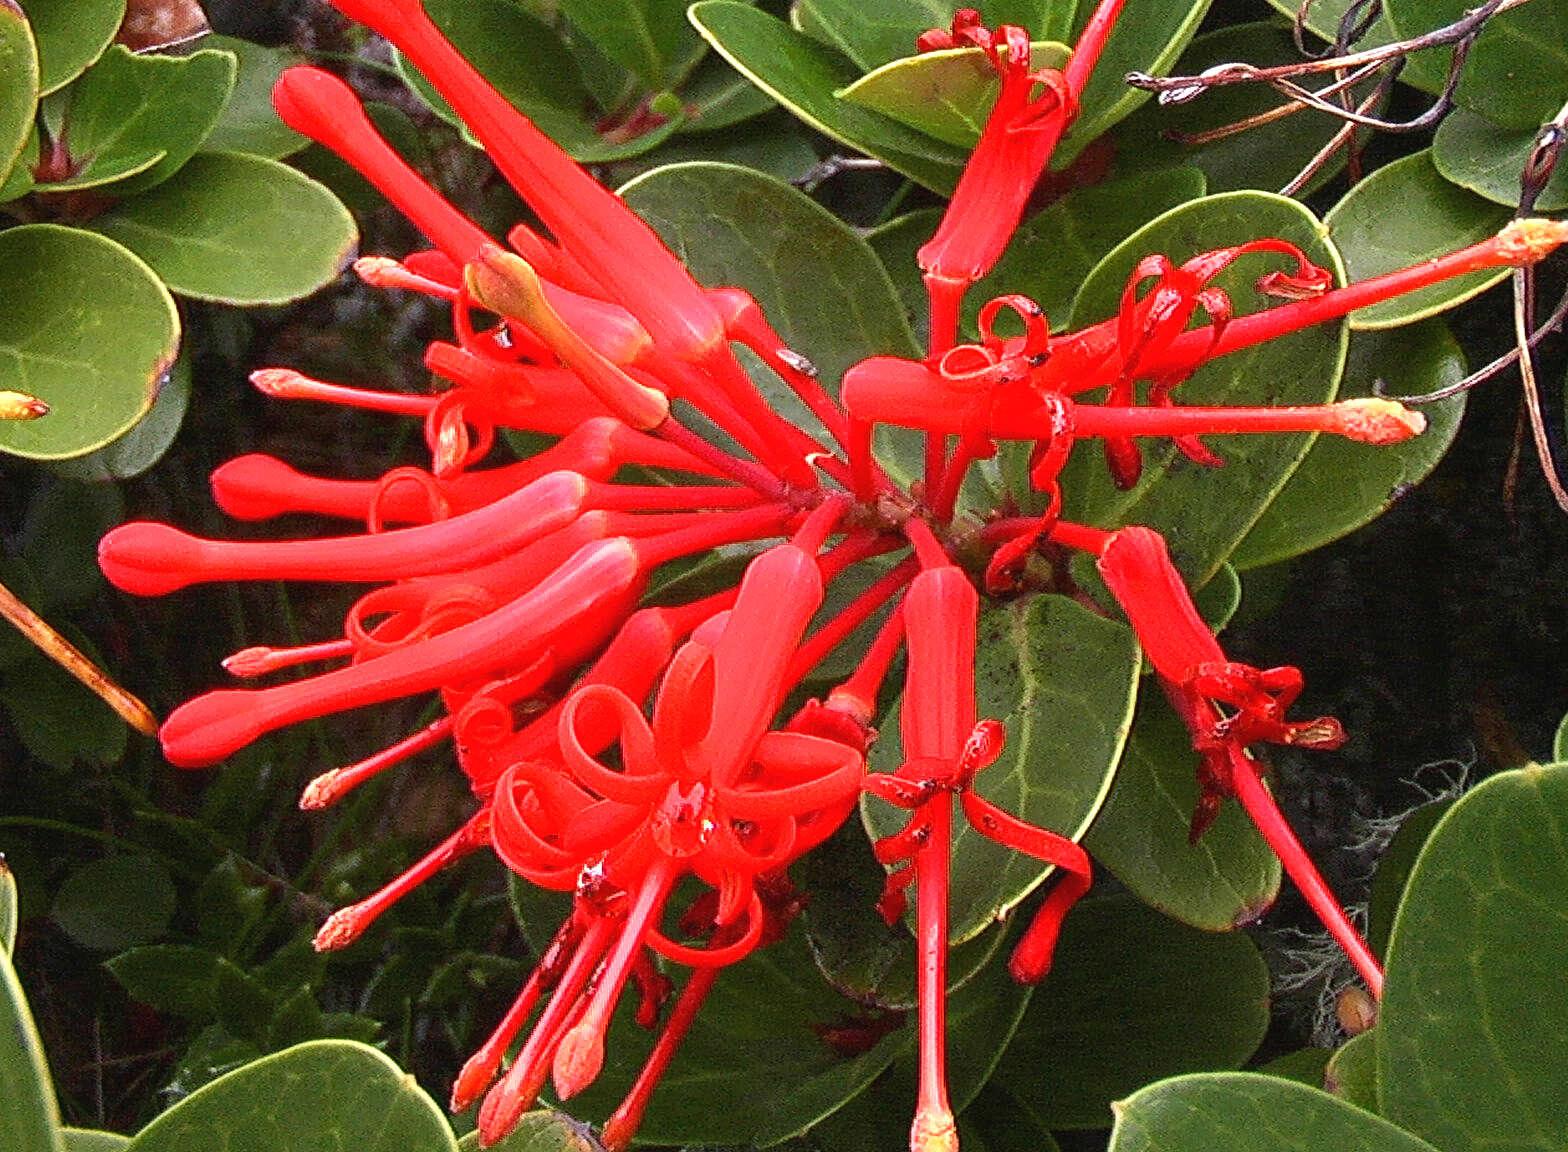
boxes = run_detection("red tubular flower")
[862,520,1092,1152]
[917,1,1127,353]
[1095,526,1381,997]
[463,505,865,1130]
[103,3,1568,1147]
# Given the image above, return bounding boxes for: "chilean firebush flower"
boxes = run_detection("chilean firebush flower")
[97,0,1568,1147]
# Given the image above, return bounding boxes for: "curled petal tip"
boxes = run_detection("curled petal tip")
[1331,398,1426,444]
[551,1024,605,1099]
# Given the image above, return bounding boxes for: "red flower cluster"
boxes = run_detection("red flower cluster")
[97,1,1568,1148]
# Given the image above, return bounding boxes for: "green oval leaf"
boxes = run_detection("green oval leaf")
[690,2,967,193]
[0,225,177,460]
[1085,691,1281,931]
[1231,321,1467,569]
[1325,1029,1378,1112]
[1064,191,1347,586]
[838,41,1068,149]
[1555,713,1568,761]
[49,351,189,481]
[1385,0,1568,130]
[1365,796,1454,960]
[198,35,307,159]
[1432,108,1568,213]
[62,1131,130,1152]
[864,594,1139,944]
[397,0,610,161]
[1108,1072,1442,1152]
[1325,150,1513,330]
[1,945,64,1152]
[619,160,921,386]
[126,1040,458,1152]
[18,0,123,96]
[995,897,1270,1128]
[41,45,236,195]
[1378,763,1568,1152]
[51,855,175,952]
[89,152,357,304]
[455,1111,595,1152]
[0,1,38,187]
[556,0,703,92]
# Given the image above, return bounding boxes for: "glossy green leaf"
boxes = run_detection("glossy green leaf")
[1231,321,1466,569]
[1063,192,1346,586]
[0,627,127,768]
[89,152,356,304]
[198,35,307,158]
[1063,0,1212,166]
[1555,713,1568,761]
[50,352,190,482]
[127,1040,458,1152]
[691,2,967,193]
[994,897,1270,1128]
[959,1083,1063,1152]
[838,41,1068,149]
[1256,1047,1332,1088]
[563,925,904,1146]
[936,931,1034,1112]
[676,50,777,132]
[1,944,64,1152]
[1085,691,1281,931]
[455,1111,596,1152]
[1378,763,1568,1151]
[0,225,177,460]
[399,0,593,155]
[62,1131,130,1152]
[18,0,122,96]
[620,161,921,391]
[107,945,225,1020]
[1433,108,1568,213]
[42,46,235,194]
[51,855,175,952]
[0,122,35,201]
[1325,1030,1378,1112]
[557,0,702,91]
[1111,23,1367,196]
[1108,1072,1442,1152]
[0,1,37,187]
[797,821,1009,1007]
[0,858,13,956]
[16,476,122,610]
[865,594,1138,944]
[1385,0,1568,130]
[981,167,1208,330]
[1365,796,1454,959]
[1325,150,1513,330]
